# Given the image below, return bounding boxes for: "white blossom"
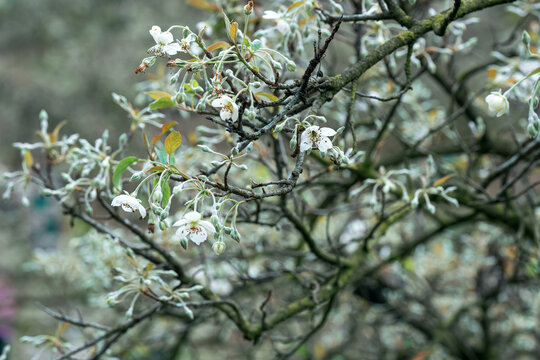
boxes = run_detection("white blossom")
[211,96,239,121]
[111,194,146,218]
[262,10,290,33]
[485,90,509,117]
[173,211,216,245]
[300,125,336,153]
[149,25,182,56]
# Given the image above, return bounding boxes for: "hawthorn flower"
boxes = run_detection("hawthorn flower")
[211,96,239,121]
[111,194,146,218]
[485,90,509,117]
[149,25,182,56]
[173,211,216,245]
[300,125,336,153]
[178,34,196,53]
[262,10,290,33]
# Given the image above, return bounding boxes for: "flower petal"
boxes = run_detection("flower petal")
[176,226,189,239]
[211,98,226,108]
[220,108,232,121]
[230,103,239,121]
[158,31,174,45]
[136,203,147,218]
[120,203,135,213]
[262,10,280,19]
[190,228,208,245]
[299,138,313,152]
[319,127,336,137]
[111,194,130,207]
[164,43,182,55]
[173,219,190,227]
[200,220,216,234]
[184,211,201,222]
[317,137,333,152]
[149,25,161,43]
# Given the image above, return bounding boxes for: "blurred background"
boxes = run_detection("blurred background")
[0,0,203,357]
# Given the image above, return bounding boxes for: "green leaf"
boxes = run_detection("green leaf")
[154,143,168,165]
[149,97,174,110]
[161,181,171,207]
[113,156,139,190]
[164,131,182,155]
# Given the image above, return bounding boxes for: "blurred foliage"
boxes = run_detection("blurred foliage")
[0,0,202,166]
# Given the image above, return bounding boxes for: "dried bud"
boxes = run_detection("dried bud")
[244,1,254,15]
[135,62,148,74]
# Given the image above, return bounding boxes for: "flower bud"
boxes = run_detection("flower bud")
[230,228,241,242]
[175,92,186,105]
[180,237,189,250]
[198,145,212,153]
[210,214,221,231]
[275,121,287,132]
[245,108,256,121]
[522,30,531,49]
[251,81,262,88]
[286,60,296,72]
[196,100,206,112]
[272,60,283,71]
[159,221,168,230]
[153,186,163,203]
[212,241,226,255]
[485,91,509,117]
[130,171,144,182]
[527,122,539,138]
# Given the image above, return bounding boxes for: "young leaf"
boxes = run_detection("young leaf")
[288,1,304,10]
[433,174,454,187]
[149,97,174,110]
[113,156,139,190]
[229,21,238,42]
[161,121,177,134]
[146,166,165,173]
[187,0,221,11]
[527,66,540,78]
[255,91,279,102]
[161,181,171,207]
[145,90,173,101]
[24,150,34,168]
[206,41,231,52]
[50,120,67,143]
[164,131,182,155]
[155,143,169,164]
